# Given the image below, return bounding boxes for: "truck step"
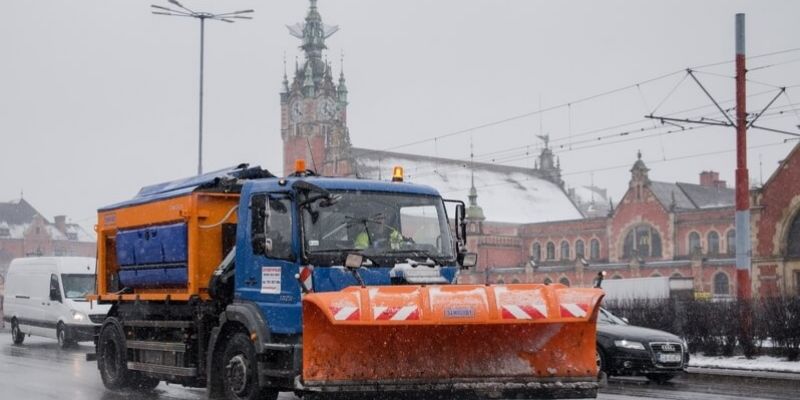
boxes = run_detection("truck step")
[127,362,197,377]
[127,340,187,352]
[124,320,193,329]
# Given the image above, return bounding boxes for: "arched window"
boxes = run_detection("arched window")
[650,272,662,277]
[512,278,521,284]
[590,239,600,260]
[543,277,553,285]
[546,242,555,260]
[623,225,662,259]
[671,272,683,278]
[788,212,800,258]
[496,278,505,284]
[713,272,730,295]
[708,231,720,256]
[688,232,701,255]
[575,240,585,258]
[531,242,541,261]
[560,241,570,260]
[611,274,623,280]
[726,230,736,256]
[559,277,571,287]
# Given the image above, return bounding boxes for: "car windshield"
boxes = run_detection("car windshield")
[301,190,454,264]
[598,308,628,325]
[61,274,96,299]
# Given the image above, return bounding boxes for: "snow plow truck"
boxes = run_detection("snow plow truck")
[89,163,604,399]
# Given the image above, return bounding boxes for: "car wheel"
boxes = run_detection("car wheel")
[222,332,278,400]
[11,318,25,345]
[646,373,676,384]
[57,322,71,349]
[596,346,607,373]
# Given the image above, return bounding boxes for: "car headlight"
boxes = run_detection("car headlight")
[614,339,646,350]
[72,311,86,322]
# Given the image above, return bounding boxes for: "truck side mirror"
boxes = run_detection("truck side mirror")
[458,252,478,269]
[250,194,272,255]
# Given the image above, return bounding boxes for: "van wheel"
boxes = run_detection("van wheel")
[57,322,72,349]
[11,319,25,345]
[221,332,277,400]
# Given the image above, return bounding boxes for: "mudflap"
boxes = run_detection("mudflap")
[300,284,603,399]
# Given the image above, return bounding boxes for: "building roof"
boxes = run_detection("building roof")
[351,148,583,223]
[0,198,43,225]
[649,181,734,211]
[0,199,94,242]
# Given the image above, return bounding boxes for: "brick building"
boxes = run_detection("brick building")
[0,198,95,278]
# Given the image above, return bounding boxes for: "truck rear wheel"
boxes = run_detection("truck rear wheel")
[222,332,277,400]
[97,318,160,391]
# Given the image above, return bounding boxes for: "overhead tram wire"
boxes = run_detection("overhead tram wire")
[381,47,800,153]
[438,139,792,197]
[405,87,800,179]
[407,104,800,180]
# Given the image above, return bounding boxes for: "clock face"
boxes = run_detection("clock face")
[291,101,303,120]
[317,98,337,120]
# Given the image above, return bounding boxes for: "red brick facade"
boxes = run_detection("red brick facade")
[751,143,800,296]
[460,145,800,298]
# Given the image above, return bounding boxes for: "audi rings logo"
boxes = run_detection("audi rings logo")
[661,343,676,352]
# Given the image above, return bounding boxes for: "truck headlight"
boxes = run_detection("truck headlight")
[614,340,645,350]
[72,311,86,322]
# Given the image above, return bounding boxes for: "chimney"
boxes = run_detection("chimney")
[54,215,67,233]
[699,171,727,189]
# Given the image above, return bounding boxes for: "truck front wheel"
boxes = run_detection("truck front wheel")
[222,332,277,400]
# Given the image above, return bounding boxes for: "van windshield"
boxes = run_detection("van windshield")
[61,274,96,299]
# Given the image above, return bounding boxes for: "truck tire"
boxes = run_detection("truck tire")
[11,318,25,345]
[221,332,278,400]
[98,318,132,390]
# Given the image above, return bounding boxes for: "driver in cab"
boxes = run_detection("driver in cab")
[353,219,403,250]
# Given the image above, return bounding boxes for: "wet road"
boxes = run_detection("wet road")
[1,332,797,400]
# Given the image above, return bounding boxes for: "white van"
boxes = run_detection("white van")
[2,257,110,348]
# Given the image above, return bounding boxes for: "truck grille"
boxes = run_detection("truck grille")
[89,314,106,324]
[649,342,684,367]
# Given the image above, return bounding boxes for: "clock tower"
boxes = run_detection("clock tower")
[281,0,352,176]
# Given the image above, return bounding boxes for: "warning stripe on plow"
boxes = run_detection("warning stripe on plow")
[329,306,360,321]
[500,304,548,320]
[560,303,589,318]
[373,306,420,320]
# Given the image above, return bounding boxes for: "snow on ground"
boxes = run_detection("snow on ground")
[690,354,800,373]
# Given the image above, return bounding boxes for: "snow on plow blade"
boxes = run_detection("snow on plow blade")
[302,284,604,399]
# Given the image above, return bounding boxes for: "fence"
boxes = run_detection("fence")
[604,296,800,360]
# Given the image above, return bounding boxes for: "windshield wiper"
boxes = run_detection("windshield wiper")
[385,249,447,265]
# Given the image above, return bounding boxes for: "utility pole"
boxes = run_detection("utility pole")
[734,13,752,300]
[151,1,254,175]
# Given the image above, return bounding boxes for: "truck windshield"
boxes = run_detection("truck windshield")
[61,274,96,299]
[301,191,454,264]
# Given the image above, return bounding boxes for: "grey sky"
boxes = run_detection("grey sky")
[2,0,799,231]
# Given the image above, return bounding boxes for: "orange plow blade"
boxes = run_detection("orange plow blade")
[301,284,604,398]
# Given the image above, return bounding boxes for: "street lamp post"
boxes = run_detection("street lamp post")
[151,0,253,175]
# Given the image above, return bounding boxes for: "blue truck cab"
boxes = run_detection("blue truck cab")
[234,175,463,335]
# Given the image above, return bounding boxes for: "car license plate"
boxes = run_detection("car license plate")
[658,353,682,363]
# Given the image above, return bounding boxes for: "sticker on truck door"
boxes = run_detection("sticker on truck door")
[261,266,282,294]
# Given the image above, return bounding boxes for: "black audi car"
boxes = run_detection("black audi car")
[596,308,689,383]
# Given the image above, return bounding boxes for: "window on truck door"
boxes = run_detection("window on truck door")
[251,193,294,261]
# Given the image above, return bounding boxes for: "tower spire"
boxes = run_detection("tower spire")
[466,136,485,221]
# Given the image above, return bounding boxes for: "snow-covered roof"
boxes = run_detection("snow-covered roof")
[351,148,583,223]
[650,181,734,211]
